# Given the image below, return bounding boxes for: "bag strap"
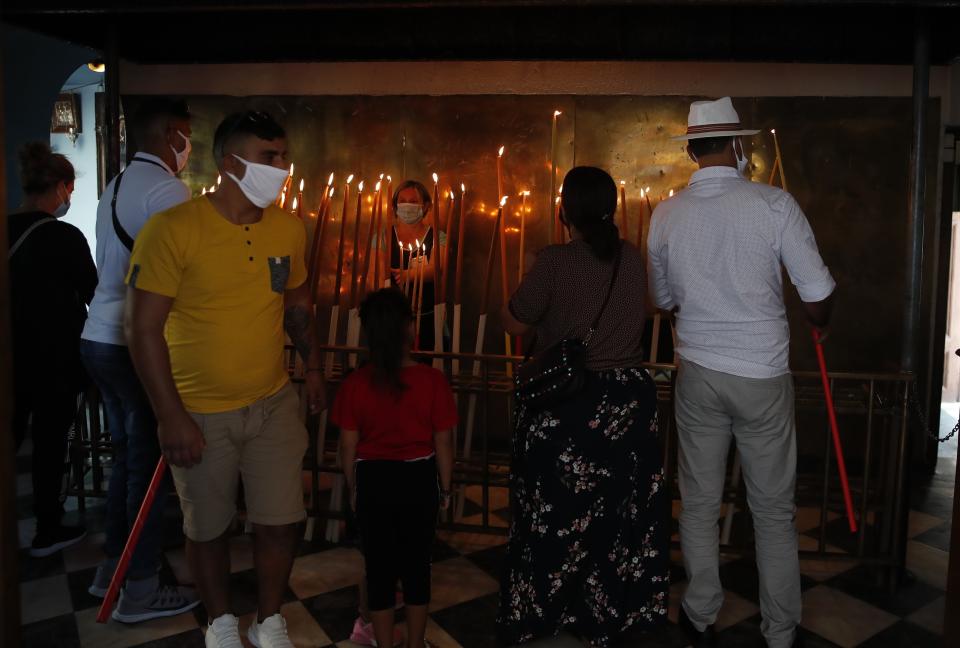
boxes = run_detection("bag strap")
[111,157,171,252]
[8,217,55,259]
[584,242,623,347]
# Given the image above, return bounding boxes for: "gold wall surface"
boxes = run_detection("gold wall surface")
[124,94,938,372]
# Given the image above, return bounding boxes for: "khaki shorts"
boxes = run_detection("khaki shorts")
[171,383,308,542]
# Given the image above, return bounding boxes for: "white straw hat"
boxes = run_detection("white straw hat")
[672,97,761,141]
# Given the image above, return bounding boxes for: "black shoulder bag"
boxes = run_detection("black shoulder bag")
[111,157,171,251]
[514,242,622,409]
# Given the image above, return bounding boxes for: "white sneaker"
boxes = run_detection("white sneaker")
[205,614,243,648]
[248,613,295,648]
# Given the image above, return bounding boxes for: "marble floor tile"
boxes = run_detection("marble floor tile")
[20,612,81,648]
[430,593,499,648]
[906,595,945,636]
[62,532,108,573]
[429,557,501,613]
[18,547,66,583]
[798,550,856,583]
[906,540,949,590]
[74,605,200,648]
[131,629,206,648]
[20,574,74,625]
[799,585,898,647]
[666,581,759,631]
[858,619,942,647]
[288,547,365,600]
[907,510,945,538]
[436,529,507,555]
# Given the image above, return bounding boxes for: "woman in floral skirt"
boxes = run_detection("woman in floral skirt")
[498,167,669,647]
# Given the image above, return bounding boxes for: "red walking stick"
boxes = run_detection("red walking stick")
[96,457,168,623]
[812,329,858,533]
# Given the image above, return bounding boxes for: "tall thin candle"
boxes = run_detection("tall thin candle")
[441,190,455,303]
[296,178,304,219]
[348,181,365,309]
[332,175,354,306]
[372,182,384,289]
[307,174,333,303]
[431,173,442,305]
[454,184,467,305]
[359,181,381,300]
[496,146,505,205]
[619,180,627,239]
[548,110,561,243]
[771,129,788,191]
[518,191,530,283]
[480,198,506,315]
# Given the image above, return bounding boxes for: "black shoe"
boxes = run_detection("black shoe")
[678,606,717,647]
[30,524,86,558]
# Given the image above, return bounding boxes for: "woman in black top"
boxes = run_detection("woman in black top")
[8,142,97,557]
[389,179,447,353]
[497,167,669,646]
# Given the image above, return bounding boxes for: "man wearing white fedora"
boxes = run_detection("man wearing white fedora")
[647,97,835,648]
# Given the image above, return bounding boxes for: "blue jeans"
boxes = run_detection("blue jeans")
[80,339,168,581]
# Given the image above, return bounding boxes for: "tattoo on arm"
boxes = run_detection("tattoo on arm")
[284,305,313,362]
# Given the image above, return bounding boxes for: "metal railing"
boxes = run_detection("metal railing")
[66,345,914,570]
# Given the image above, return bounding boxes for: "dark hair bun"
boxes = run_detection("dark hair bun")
[560,166,620,261]
[19,142,75,195]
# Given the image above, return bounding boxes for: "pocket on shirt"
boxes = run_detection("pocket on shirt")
[268,256,291,294]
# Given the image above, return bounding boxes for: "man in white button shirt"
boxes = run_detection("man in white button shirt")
[80,98,198,622]
[648,97,835,648]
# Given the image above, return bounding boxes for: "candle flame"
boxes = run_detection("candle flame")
[408,243,413,252]
[387,175,392,182]
[201,187,207,195]
[379,173,385,180]
[432,172,439,184]
[620,180,626,186]
[288,164,294,177]
[500,196,508,207]
[521,190,531,196]
[346,174,354,184]
[330,188,335,198]
[558,184,563,194]
[376,181,382,191]
[292,197,298,210]
[299,178,304,192]
[217,174,222,185]
[358,181,364,192]
[669,189,675,197]
[461,183,466,193]
[327,172,335,186]
[554,110,562,117]
[498,145,505,157]
[555,196,561,204]
[645,186,651,193]
[210,185,216,193]
[415,238,421,250]
[771,128,777,134]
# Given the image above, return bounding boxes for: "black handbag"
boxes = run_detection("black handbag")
[514,243,623,409]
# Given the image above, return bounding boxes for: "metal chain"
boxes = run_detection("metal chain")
[909,382,960,443]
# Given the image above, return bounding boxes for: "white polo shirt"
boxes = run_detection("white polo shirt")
[647,166,836,379]
[81,153,191,346]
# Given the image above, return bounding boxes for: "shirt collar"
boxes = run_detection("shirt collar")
[132,152,174,175]
[689,165,742,186]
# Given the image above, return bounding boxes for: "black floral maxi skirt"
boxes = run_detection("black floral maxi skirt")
[498,368,670,647]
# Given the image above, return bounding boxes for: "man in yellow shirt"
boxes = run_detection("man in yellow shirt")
[126,111,324,648]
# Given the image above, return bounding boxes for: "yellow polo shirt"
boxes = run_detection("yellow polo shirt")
[127,196,307,413]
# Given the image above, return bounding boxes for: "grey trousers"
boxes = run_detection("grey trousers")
[676,359,801,648]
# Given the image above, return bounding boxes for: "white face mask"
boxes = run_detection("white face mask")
[52,185,71,218]
[171,130,192,173]
[396,203,425,225]
[225,154,289,208]
[733,138,749,176]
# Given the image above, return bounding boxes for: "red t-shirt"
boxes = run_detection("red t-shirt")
[331,363,459,461]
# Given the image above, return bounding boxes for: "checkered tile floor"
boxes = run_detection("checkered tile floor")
[16,435,954,648]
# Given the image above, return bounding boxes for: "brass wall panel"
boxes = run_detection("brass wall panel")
[125,94,938,372]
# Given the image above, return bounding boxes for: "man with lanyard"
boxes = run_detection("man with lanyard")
[647,97,835,648]
[126,111,325,648]
[80,97,199,622]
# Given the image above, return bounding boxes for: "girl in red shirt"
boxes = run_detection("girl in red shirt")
[333,288,457,648]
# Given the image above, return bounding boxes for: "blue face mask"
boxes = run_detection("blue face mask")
[52,185,71,218]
